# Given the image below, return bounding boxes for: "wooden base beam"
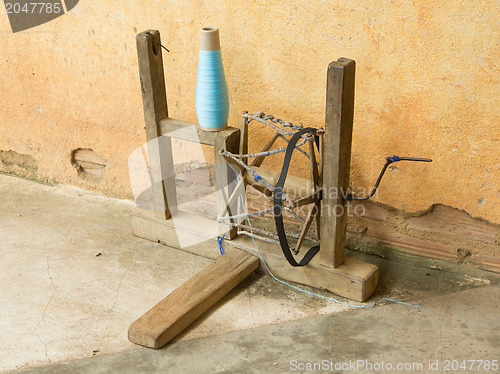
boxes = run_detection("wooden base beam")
[130,208,378,302]
[128,250,258,349]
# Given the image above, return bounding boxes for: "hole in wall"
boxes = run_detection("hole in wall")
[71,148,107,182]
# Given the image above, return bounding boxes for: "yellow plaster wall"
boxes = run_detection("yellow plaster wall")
[0,0,498,223]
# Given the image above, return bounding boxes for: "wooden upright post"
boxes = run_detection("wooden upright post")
[239,111,248,166]
[214,129,241,239]
[129,250,258,349]
[136,30,177,219]
[320,58,356,268]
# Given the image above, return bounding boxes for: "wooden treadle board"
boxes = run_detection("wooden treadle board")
[128,250,259,349]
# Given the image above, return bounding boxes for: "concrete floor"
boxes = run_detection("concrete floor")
[18,286,500,374]
[1,173,499,373]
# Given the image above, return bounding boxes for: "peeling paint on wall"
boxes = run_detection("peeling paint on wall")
[0,150,38,175]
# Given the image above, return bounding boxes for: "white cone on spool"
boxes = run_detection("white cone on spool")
[199,27,221,51]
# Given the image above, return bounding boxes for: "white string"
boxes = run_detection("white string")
[222,137,310,159]
[243,113,297,136]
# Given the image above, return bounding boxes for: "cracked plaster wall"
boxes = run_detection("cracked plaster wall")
[0,0,498,223]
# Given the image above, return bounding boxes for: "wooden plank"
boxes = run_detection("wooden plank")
[244,166,314,199]
[320,58,356,268]
[318,132,324,185]
[251,131,280,167]
[308,138,320,188]
[240,111,249,165]
[159,117,239,146]
[128,250,259,349]
[295,205,316,253]
[132,209,220,249]
[289,191,321,208]
[308,137,321,239]
[214,129,241,239]
[130,207,378,301]
[136,30,176,219]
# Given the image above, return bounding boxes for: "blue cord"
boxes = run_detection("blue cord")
[237,193,425,309]
[217,234,225,255]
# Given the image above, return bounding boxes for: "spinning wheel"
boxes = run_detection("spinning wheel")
[218,112,324,266]
[132,29,380,302]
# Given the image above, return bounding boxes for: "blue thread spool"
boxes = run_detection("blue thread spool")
[196,27,229,132]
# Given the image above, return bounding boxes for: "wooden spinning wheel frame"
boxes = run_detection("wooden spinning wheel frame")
[218,113,324,255]
[130,30,379,302]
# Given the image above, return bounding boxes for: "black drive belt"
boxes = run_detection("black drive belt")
[273,128,320,267]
